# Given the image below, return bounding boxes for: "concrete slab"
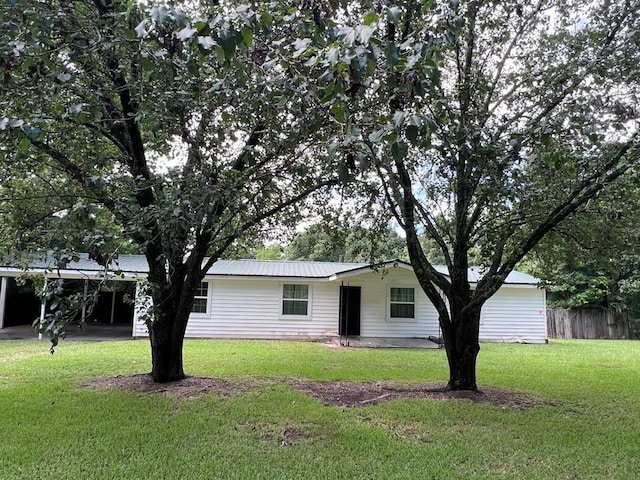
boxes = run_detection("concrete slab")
[0,323,133,341]
[332,337,441,349]
[1,326,441,349]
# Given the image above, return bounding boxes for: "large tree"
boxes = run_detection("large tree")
[383,1,639,390]
[304,0,640,389]
[0,1,348,381]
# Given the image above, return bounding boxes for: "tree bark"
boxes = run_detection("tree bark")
[442,305,481,391]
[149,306,190,383]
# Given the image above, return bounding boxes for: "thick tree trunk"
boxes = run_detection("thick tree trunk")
[149,307,190,383]
[143,245,207,383]
[442,306,481,391]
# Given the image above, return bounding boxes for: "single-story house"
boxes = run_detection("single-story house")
[0,254,547,343]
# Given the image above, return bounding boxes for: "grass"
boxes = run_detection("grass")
[1,338,639,479]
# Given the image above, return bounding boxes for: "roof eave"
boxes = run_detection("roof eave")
[205,273,332,282]
[0,266,146,281]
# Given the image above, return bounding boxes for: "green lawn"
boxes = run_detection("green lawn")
[1,338,638,479]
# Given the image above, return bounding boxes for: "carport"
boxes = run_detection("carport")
[0,254,148,337]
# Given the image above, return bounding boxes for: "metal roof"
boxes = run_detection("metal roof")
[433,265,539,285]
[208,259,369,278]
[0,254,539,284]
[0,253,149,275]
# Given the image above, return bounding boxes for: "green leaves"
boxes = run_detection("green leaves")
[285,223,406,263]
[22,125,40,140]
[391,141,408,161]
[176,27,197,42]
[0,117,41,141]
[260,11,273,27]
[528,172,640,315]
[150,6,170,26]
[326,46,340,65]
[392,111,406,127]
[56,73,72,83]
[134,21,147,38]
[240,27,253,48]
[329,102,349,124]
[358,25,376,44]
[386,7,403,25]
[363,12,379,26]
[293,38,313,58]
[0,117,21,129]
[197,36,216,50]
[217,28,241,59]
[338,0,640,353]
[406,125,419,143]
[385,41,400,66]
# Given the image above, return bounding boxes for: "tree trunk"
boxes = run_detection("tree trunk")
[149,307,189,383]
[442,306,481,391]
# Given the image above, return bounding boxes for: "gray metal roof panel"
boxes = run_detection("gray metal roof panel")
[0,253,149,274]
[502,270,540,284]
[435,265,538,284]
[207,259,369,278]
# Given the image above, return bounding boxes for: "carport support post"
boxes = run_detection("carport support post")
[38,290,46,340]
[110,288,116,324]
[81,279,88,323]
[0,277,7,329]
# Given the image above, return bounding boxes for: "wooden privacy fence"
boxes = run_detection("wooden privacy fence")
[547,309,632,339]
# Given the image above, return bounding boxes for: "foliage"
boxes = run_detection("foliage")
[522,171,640,325]
[0,339,639,479]
[0,161,133,254]
[285,222,406,263]
[254,244,285,260]
[0,1,351,380]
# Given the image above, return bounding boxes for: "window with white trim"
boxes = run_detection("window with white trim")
[191,281,209,314]
[282,284,309,316]
[389,287,415,319]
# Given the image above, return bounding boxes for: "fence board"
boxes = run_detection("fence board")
[546,309,631,339]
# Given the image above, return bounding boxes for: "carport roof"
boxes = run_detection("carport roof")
[0,253,149,275]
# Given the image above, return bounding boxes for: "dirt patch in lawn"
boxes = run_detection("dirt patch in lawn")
[84,374,244,400]
[257,425,310,447]
[287,380,555,410]
[84,374,555,410]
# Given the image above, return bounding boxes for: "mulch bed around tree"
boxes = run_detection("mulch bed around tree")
[84,374,559,410]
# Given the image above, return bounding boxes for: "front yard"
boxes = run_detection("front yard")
[0,338,638,479]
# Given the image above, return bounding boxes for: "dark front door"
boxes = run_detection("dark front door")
[339,286,361,336]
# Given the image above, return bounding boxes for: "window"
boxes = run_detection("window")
[191,282,209,314]
[282,284,309,316]
[390,287,415,319]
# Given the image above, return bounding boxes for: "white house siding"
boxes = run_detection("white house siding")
[340,268,440,338]
[134,278,340,339]
[132,282,145,336]
[479,286,547,343]
[131,269,547,343]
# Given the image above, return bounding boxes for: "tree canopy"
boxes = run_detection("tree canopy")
[285,222,406,263]
[300,0,640,389]
[0,0,350,381]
